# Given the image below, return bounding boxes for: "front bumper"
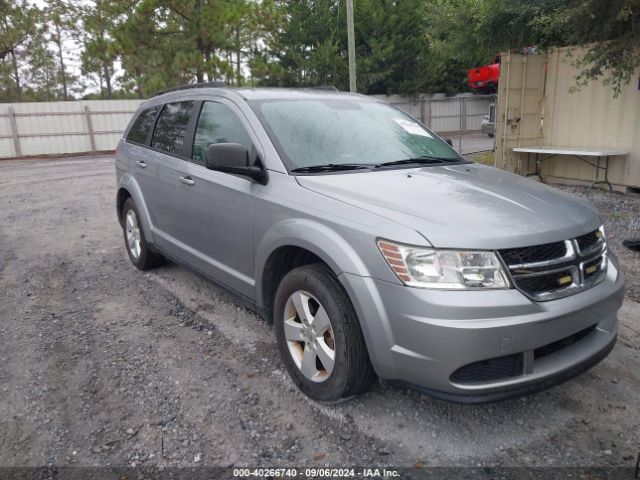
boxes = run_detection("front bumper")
[340,255,625,402]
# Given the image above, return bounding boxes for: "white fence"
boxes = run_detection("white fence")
[372,93,495,133]
[0,93,494,159]
[0,99,142,158]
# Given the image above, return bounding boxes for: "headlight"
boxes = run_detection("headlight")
[377,240,510,289]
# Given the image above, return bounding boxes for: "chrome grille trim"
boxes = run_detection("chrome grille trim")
[498,229,607,302]
[507,240,576,271]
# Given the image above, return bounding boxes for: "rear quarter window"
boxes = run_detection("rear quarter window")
[151,101,195,156]
[126,106,159,145]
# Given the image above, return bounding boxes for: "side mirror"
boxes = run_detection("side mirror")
[445,138,453,147]
[206,143,268,185]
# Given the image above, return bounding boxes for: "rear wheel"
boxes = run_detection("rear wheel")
[274,264,375,401]
[121,197,163,270]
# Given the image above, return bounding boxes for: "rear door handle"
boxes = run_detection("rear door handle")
[179,176,195,186]
[136,160,147,168]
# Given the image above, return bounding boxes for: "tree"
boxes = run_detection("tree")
[263,0,346,88]
[76,0,123,98]
[423,0,640,96]
[354,0,453,95]
[262,0,462,95]
[111,0,259,96]
[45,4,79,100]
[0,0,41,101]
[21,36,59,100]
[545,0,640,95]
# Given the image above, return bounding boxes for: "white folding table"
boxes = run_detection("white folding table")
[511,146,628,191]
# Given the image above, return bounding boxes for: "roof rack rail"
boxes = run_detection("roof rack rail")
[307,85,339,91]
[153,81,228,97]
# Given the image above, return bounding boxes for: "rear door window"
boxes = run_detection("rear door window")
[151,101,195,156]
[192,101,252,162]
[126,106,159,145]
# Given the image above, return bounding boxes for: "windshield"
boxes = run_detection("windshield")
[249,98,463,172]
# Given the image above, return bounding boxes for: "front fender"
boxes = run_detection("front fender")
[254,218,371,306]
[117,173,155,245]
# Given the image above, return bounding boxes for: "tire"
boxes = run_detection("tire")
[274,264,376,401]
[121,197,163,270]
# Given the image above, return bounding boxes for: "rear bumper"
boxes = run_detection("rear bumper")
[481,122,495,135]
[340,255,625,402]
[468,79,497,90]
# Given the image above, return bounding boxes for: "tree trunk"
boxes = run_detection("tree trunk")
[55,23,68,100]
[196,62,204,83]
[194,0,204,83]
[134,66,144,98]
[196,35,204,84]
[10,48,21,101]
[204,50,212,82]
[235,26,241,86]
[195,33,205,82]
[103,61,112,98]
[250,37,255,87]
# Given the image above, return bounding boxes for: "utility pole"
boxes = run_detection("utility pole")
[346,0,356,92]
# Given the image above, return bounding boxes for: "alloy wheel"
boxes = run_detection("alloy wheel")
[125,209,142,259]
[283,290,336,383]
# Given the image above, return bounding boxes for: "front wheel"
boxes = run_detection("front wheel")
[274,264,375,401]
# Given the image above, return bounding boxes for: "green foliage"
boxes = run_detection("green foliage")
[554,0,640,96]
[0,0,638,101]
[261,0,466,95]
[426,0,640,96]
[0,0,45,101]
[111,0,264,96]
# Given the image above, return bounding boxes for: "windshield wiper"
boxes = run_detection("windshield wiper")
[291,163,371,173]
[375,156,460,168]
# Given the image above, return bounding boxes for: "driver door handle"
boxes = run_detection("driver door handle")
[136,160,147,168]
[179,176,195,186]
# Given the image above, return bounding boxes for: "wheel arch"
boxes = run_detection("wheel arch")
[116,174,154,244]
[255,219,371,321]
[116,188,131,227]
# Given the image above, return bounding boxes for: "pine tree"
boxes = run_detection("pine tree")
[0,0,41,101]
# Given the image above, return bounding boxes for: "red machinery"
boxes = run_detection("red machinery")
[467,54,500,94]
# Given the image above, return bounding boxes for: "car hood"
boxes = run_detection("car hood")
[296,163,601,249]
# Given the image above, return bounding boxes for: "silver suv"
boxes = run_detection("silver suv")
[115,85,625,402]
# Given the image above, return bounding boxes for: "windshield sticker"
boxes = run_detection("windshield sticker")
[393,118,432,138]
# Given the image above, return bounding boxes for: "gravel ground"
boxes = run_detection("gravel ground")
[555,184,640,303]
[0,156,639,472]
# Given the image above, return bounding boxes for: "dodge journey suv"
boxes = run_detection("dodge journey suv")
[115,84,625,403]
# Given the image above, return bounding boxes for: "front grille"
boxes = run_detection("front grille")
[500,241,567,265]
[576,230,602,253]
[450,353,523,384]
[515,268,574,294]
[498,229,607,301]
[583,256,604,281]
[534,324,597,359]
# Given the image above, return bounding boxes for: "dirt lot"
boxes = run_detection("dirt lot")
[1,156,639,472]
